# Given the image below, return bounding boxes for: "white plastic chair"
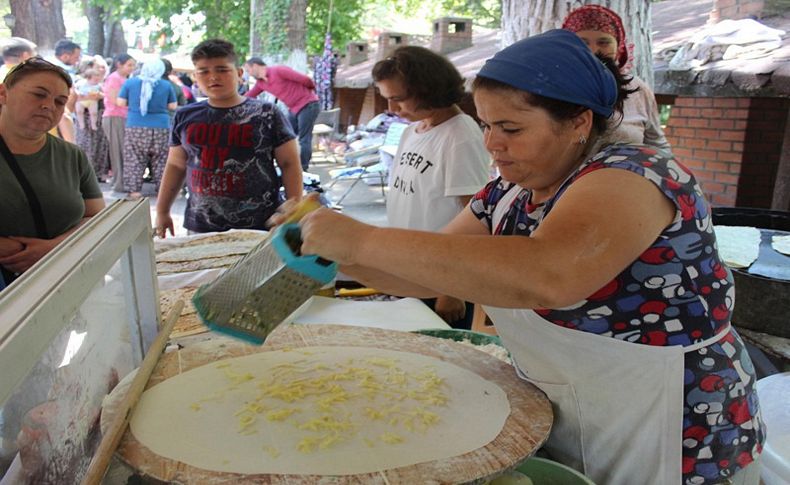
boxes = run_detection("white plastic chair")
[326,122,408,205]
[311,108,342,163]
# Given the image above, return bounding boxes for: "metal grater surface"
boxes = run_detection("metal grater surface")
[193,237,323,343]
[226,268,321,333]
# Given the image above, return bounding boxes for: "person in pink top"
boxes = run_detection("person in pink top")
[244,57,320,170]
[102,53,136,192]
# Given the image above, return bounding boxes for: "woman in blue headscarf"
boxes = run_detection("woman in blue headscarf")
[274,30,765,484]
[117,58,176,199]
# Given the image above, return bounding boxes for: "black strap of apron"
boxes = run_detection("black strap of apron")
[0,135,48,238]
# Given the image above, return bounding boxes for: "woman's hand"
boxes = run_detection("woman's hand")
[0,237,24,258]
[267,197,302,228]
[155,212,175,239]
[299,208,374,265]
[267,193,318,229]
[434,295,467,324]
[0,236,58,273]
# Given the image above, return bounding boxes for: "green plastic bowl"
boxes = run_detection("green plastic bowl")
[515,457,596,485]
[412,328,504,347]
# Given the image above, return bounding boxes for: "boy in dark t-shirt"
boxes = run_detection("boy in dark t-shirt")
[155,39,302,236]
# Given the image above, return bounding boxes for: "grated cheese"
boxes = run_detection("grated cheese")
[201,352,452,456]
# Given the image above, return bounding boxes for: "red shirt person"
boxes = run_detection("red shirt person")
[244,57,320,170]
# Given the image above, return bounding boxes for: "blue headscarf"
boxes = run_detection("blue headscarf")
[477,29,617,117]
[139,59,165,117]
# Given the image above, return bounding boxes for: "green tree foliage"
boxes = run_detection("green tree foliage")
[87,0,500,61]
[252,0,290,56]
[89,0,250,58]
[201,1,250,57]
[306,0,365,56]
[385,0,501,28]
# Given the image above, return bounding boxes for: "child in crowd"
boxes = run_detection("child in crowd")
[154,38,303,237]
[74,68,103,130]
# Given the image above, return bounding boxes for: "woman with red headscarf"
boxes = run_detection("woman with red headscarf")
[563,5,672,152]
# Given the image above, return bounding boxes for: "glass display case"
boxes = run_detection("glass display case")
[0,200,159,483]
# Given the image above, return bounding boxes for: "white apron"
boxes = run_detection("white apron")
[484,186,731,484]
[486,305,731,484]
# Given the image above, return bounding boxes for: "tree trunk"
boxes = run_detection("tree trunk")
[501,0,653,86]
[10,0,67,54]
[9,0,37,45]
[86,3,105,57]
[31,0,67,53]
[83,3,126,58]
[250,0,262,56]
[287,0,307,53]
[105,20,127,57]
[286,0,307,68]
[250,0,307,69]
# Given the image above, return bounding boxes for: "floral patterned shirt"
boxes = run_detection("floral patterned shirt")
[470,144,765,484]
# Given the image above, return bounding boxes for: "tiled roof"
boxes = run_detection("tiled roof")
[335,30,501,89]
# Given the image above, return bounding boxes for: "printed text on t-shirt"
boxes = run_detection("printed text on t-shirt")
[393,151,434,195]
[398,151,434,173]
[186,122,254,170]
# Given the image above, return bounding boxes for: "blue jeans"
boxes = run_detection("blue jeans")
[288,101,321,171]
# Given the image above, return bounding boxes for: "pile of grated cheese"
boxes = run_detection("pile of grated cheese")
[190,352,450,457]
[455,341,512,365]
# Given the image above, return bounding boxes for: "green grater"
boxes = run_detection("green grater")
[192,203,337,345]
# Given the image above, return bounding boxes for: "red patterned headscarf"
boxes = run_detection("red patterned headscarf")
[562,5,629,70]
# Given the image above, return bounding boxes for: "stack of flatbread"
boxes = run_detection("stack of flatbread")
[155,231,268,275]
[159,286,208,338]
[714,225,762,269]
[773,234,790,256]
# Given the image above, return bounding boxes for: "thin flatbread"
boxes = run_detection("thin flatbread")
[159,287,199,318]
[170,313,209,338]
[156,240,262,263]
[154,230,267,255]
[130,346,510,476]
[772,235,790,256]
[714,225,761,268]
[156,255,242,275]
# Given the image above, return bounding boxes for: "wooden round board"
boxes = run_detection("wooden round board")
[102,324,553,484]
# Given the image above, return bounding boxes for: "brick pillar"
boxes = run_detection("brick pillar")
[665,96,789,208]
[738,97,790,207]
[357,85,389,127]
[430,17,473,55]
[709,0,764,22]
[665,97,750,206]
[345,42,368,66]
[335,87,366,128]
[375,32,408,61]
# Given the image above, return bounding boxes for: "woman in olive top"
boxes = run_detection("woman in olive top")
[0,57,105,286]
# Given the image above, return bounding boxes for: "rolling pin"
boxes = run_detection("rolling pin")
[82,299,185,485]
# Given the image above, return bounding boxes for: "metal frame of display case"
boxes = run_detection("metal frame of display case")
[0,199,160,406]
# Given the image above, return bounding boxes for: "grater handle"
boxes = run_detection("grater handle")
[283,197,322,224]
[272,224,337,284]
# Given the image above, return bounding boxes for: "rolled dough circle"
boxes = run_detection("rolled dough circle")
[129,346,511,475]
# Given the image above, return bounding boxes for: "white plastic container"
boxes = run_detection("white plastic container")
[756,372,790,485]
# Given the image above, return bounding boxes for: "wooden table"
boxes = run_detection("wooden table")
[102,324,553,484]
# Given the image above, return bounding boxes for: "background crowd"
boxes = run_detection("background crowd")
[0,37,204,196]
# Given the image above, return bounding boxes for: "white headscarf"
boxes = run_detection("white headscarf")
[139,59,165,116]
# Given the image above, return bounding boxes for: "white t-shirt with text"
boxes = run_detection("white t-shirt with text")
[386,113,490,231]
